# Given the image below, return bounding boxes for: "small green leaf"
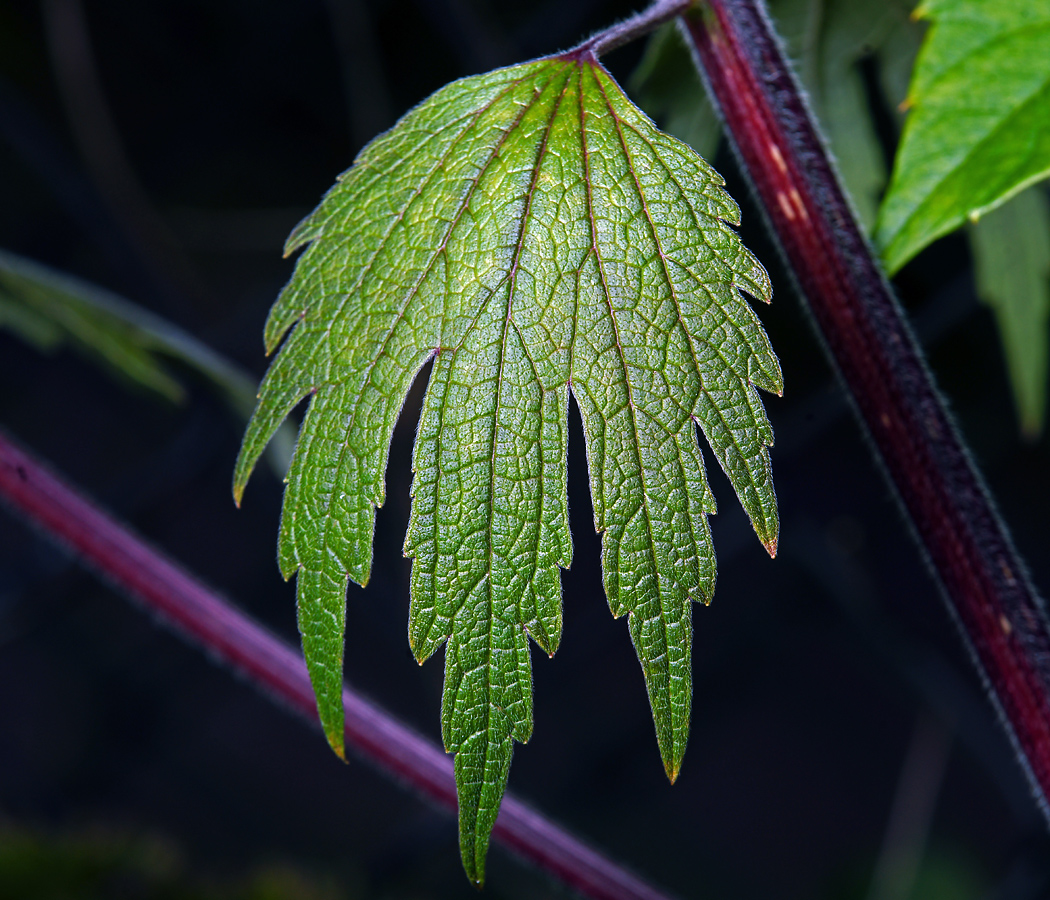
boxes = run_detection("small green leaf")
[235,53,779,884]
[876,0,1050,273]
[970,188,1050,436]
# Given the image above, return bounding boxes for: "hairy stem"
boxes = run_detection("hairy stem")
[0,430,671,900]
[571,0,695,59]
[681,0,1050,822]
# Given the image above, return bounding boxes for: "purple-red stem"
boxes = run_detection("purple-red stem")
[0,430,671,900]
[682,0,1050,820]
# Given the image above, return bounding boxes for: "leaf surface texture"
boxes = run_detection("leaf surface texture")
[234,55,780,883]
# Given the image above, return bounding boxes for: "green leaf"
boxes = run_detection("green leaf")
[970,188,1050,436]
[876,0,1050,273]
[234,54,780,884]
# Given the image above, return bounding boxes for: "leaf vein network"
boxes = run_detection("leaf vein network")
[613,116,774,506]
[477,65,572,746]
[593,70,707,580]
[578,62,668,630]
[312,80,547,575]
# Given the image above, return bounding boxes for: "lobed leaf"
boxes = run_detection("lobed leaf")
[234,53,779,884]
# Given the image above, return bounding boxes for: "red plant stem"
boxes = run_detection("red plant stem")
[0,429,671,900]
[682,0,1050,821]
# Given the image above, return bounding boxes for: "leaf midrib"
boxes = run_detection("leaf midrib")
[602,67,775,556]
[885,78,1050,265]
[472,65,573,744]
[880,20,1050,252]
[594,71,706,626]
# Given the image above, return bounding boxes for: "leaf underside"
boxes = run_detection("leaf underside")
[875,0,1050,273]
[234,54,780,884]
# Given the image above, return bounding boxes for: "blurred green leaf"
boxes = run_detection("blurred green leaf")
[970,188,1050,436]
[0,249,293,468]
[903,853,987,900]
[876,0,1050,273]
[0,823,347,900]
[1,252,183,402]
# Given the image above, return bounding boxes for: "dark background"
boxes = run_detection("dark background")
[2,1,1049,898]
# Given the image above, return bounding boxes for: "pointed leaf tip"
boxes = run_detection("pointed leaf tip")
[318,695,346,760]
[327,733,347,762]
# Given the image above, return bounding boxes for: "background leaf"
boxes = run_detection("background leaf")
[235,54,780,883]
[0,249,294,471]
[875,0,1050,273]
[970,188,1050,436]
